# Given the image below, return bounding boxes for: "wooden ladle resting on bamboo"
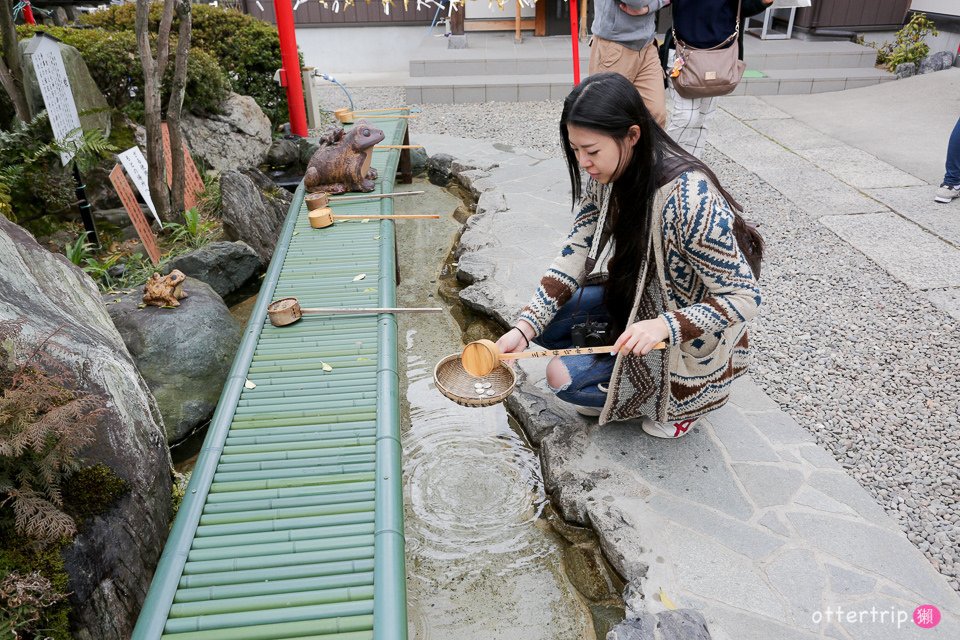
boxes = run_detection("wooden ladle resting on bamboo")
[460,338,668,378]
[307,207,439,229]
[268,297,442,327]
[335,107,417,124]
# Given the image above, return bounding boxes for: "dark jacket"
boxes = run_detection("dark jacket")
[671,0,769,58]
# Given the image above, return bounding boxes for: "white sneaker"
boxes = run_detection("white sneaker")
[575,405,602,417]
[641,416,699,439]
[934,183,960,203]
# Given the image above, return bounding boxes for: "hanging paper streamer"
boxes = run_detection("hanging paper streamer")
[255,0,264,10]
[333,0,340,11]
[293,0,304,9]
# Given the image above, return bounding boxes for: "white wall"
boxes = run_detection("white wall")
[911,0,960,18]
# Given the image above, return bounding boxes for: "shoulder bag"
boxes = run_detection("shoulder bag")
[670,1,745,99]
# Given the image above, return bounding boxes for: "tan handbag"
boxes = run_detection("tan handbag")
[670,2,745,99]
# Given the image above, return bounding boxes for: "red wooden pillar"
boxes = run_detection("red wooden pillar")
[274,0,308,137]
[569,0,580,84]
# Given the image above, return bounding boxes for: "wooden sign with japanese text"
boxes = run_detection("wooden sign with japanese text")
[28,34,82,165]
[109,164,161,265]
[161,123,205,211]
[118,146,161,227]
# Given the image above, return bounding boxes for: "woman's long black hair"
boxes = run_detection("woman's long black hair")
[559,72,763,334]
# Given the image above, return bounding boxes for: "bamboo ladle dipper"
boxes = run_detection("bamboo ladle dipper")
[305,191,425,211]
[334,107,417,124]
[460,339,668,377]
[307,207,439,229]
[267,297,442,327]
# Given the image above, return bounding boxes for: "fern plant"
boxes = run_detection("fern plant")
[0,328,101,544]
[0,111,115,236]
[0,571,66,639]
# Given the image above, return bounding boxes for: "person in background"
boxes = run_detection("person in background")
[665,0,774,157]
[935,115,960,204]
[589,0,670,128]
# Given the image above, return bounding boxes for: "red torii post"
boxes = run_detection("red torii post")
[274,0,308,137]
[569,0,580,85]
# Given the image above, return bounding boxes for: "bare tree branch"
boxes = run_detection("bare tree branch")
[0,0,30,120]
[167,0,191,215]
[135,0,173,221]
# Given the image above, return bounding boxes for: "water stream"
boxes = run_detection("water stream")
[395,178,623,638]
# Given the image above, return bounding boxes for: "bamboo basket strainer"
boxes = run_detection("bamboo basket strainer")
[433,353,516,407]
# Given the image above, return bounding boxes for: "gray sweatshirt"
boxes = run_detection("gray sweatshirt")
[591,0,667,51]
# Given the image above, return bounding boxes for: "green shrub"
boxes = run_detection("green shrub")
[82,4,289,125]
[0,112,114,237]
[886,12,939,71]
[14,25,231,120]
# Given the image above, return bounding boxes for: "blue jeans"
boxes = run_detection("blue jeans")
[537,285,615,409]
[945,116,960,186]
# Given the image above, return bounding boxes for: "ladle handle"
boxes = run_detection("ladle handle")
[333,214,440,220]
[375,145,424,149]
[499,343,667,360]
[356,115,418,119]
[353,107,412,114]
[300,307,443,315]
[329,190,424,202]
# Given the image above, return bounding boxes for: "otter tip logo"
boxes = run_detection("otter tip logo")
[913,604,941,629]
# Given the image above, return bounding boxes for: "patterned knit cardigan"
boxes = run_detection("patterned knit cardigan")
[518,171,762,424]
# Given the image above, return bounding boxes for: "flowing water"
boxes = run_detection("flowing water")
[395,178,623,639]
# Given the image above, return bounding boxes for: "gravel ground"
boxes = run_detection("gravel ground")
[316,85,960,593]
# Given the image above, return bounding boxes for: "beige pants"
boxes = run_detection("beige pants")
[588,37,667,128]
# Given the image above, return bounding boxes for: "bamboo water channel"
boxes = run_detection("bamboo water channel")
[168,176,625,638]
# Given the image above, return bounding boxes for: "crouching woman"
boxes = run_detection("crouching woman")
[496,72,763,438]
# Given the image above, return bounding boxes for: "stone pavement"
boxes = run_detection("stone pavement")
[415,132,960,639]
[713,69,960,321]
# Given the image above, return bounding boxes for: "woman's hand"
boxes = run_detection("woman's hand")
[496,322,534,355]
[611,318,670,356]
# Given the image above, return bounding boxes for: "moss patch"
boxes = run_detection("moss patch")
[62,463,130,529]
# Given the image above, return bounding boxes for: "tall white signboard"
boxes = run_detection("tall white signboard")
[118,146,162,227]
[28,34,82,165]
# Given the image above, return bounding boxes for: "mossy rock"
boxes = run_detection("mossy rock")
[63,463,130,529]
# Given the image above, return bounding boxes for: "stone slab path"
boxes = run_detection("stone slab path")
[415,132,960,639]
[712,93,960,322]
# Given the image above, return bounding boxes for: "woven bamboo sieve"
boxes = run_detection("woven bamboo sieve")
[434,353,516,407]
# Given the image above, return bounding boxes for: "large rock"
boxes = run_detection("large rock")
[181,92,272,171]
[0,216,170,639]
[20,37,111,138]
[266,138,300,169]
[894,62,916,79]
[164,241,261,300]
[106,279,241,443]
[220,168,292,265]
[919,51,955,74]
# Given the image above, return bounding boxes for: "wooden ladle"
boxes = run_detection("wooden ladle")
[307,207,439,229]
[335,107,417,124]
[304,190,425,211]
[267,297,442,327]
[460,338,668,377]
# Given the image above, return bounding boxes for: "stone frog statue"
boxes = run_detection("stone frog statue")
[304,121,385,194]
[143,270,188,308]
